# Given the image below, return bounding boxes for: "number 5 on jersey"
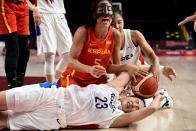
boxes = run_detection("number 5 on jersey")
[95,59,101,65]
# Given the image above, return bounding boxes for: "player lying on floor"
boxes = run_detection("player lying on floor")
[0,72,165,130]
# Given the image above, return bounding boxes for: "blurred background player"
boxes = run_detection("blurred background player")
[0,0,30,88]
[178,12,196,32]
[29,0,73,82]
[59,0,147,87]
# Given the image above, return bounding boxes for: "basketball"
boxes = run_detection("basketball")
[131,74,158,98]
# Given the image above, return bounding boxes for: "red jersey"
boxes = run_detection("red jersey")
[61,26,114,87]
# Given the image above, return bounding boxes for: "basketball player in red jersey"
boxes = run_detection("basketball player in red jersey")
[0,0,31,88]
[59,0,148,87]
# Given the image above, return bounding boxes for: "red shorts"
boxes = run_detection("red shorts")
[0,0,29,35]
[60,67,107,88]
[59,74,79,88]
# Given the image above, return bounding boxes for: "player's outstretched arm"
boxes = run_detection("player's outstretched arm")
[110,94,164,127]
[178,13,196,26]
[106,72,130,93]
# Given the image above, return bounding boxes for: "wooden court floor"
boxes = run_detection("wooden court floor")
[0,52,196,131]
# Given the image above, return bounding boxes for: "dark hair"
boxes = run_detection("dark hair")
[85,0,112,28]
[113,9,124,19]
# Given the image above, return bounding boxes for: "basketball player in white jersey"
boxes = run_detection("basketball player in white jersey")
[112,10,176,81]
[27,0,72,82]
[112,10,176,108]
[0,72,165,130]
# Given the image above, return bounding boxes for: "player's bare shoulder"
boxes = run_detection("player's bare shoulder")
[76,25,88,36]
[74,25,88,42]
[112,27,121,46]
[112,27,121,37]
[131,29,145,44]
[131,29,143,38]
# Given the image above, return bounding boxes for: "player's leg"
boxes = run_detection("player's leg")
[16,10,30,86]
[55,52,69,79]
[4,33,19,88]
[44,53,56,82]
[17,35,30,86]
[38,14,57,82]
[55,14,72,79]
[0,84,60,130]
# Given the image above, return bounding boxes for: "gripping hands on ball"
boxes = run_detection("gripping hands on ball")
[127,64,149,83]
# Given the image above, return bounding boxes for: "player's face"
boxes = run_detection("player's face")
[112,13,124,32]
[95,1,113,27]
[121,96,144,112]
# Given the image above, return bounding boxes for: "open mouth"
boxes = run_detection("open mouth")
[102,18,110,22]
[127,101,131,108]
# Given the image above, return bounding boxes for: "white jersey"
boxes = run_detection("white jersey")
[120,29,142,65]
[36,0,66,14]
[61,84,124,128]
[6,83,124,130]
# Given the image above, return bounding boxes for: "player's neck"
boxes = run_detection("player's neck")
[94,26,108,40]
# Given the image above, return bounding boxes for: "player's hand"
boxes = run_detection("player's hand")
[149,94,165,110]
[89,65,107,78]
[149,64,160,81]
[121,81,132,94]
[33,7,41,25]
[162,66,176,81]
[128,64,148,82]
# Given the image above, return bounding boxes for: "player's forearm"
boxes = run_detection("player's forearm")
[67,57,91,73]
[107,72,130,92]
[139,65,164,73]
[110,106,156,127]
[107,64,130,74]
[148,53,160,67]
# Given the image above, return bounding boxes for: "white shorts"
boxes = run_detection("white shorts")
[6,84,61,130]
[37,13,72,56]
